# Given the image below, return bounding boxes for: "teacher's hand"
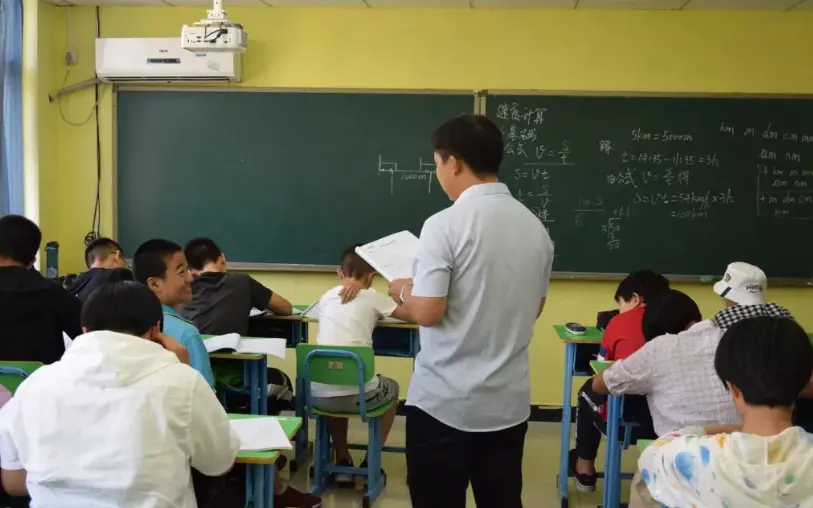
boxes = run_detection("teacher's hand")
[388,278,413,303]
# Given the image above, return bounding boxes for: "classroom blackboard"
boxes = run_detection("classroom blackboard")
[116,89,474,266]
[486,93,813,279]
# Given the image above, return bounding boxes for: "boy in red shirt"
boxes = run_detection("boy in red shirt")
[569,270,669,492]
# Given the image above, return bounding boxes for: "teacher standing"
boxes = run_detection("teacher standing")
[388,114,554,508]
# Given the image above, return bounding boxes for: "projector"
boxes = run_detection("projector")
[181,0,247,53]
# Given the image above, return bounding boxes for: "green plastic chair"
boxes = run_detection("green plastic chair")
[296,344,392,508]
[0,361,43,394]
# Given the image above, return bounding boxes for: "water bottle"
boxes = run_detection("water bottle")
[45,242,59,279]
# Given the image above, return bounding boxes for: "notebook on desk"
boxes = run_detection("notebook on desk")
[230,417,292,452]
[204,334,287,359]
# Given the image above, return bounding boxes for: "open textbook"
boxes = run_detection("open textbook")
[355,230,419,282]
[230,417,292,452]
[203,333,286,359]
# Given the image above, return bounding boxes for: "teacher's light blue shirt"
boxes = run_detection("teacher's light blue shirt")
[406,182,554,432]
[162,305,215,388]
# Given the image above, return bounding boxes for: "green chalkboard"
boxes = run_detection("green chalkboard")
[487,93,813,279]
[116,90,474,266]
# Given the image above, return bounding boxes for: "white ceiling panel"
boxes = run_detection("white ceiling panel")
[166,0,265,5]
[684,0,798,9]
[368,0,469,6]
[792,0,813,9]
[472,0,577,8]
[578,0,686,8]
[267,0,366,4]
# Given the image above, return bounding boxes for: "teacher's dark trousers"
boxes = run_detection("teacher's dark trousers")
[406,406,527,508]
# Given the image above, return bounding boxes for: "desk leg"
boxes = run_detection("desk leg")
[604,394,622,508]
[250,358,260,415]
[291,375,311,472]
[267,464,275,508]
[260,355,268,416]
[253,463,264,508]
[558,343,576,504]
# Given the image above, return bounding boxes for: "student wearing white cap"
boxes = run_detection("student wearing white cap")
[592,261,797,507]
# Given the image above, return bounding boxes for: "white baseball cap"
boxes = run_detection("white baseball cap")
[713,262,767,306]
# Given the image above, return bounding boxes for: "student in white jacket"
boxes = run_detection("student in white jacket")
[636,316,813,508]
[0,281,240,507]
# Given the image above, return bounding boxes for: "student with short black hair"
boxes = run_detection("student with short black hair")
[569,269,669,492]
[0,215,82,364]
[133,239,214,388]
[177,238,321,508]
[641,289,702,343]
[312,245,405,485]
[69,237,133,302]
[0,281,240,506]
[181,237,292,334]
[635,317,813,507]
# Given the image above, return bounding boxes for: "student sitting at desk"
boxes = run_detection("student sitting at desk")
[594,263,791,436]
[634,317,813,508]
[0,281,240,507]
[570,269,669,492]
[133,239,215,388]
[312,245,405,485]
[69,237,133,303]
[179,238,322,508]
[181,237,293,332]
[0,215,82,364]
[595,289,739,437]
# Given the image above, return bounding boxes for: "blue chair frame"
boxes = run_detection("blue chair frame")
[299,347,388,508]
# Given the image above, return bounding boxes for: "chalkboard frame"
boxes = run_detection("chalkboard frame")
[480,89,813,287]
[112,85,479,268]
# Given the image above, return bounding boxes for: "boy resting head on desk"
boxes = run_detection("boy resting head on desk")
[570,269,669,492]
[312,245,406,485]
[633,317,813,508]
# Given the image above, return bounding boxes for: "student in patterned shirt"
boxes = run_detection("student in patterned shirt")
[634,317,813,508]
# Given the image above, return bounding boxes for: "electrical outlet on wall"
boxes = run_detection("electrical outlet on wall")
[65,48,77,66]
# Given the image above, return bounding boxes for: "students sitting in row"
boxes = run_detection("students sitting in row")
[312,246,404,484]
[570,269,669,492]
[593,262,789,436]
[170,237,320,508]
[69,237,133,303]
[634,317,813,507]
[133,239,215,388]
[0,215,82,364]
[0,281,239,506]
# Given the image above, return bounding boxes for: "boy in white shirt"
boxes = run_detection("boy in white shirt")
[312,245,406,481]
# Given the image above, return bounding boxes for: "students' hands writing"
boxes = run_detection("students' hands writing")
[152,333,190,365]
[388,278,413,304]
[338,279,364,304]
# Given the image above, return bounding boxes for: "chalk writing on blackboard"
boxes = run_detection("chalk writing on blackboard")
[377,155,436,196]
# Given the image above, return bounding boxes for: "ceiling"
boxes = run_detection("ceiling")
[45,0,813,9]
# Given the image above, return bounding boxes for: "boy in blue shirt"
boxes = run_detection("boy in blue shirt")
[133,239,214,388]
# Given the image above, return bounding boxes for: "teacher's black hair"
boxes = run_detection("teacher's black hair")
[431,114,504,177]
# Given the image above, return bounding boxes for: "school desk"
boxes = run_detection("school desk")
[591,360,625,508]
[636,439,654,452]
[292,317,419,470]
[553,324,603,508]
[230,414,302,508]
[248,306,310,347]
[208,339,269,416]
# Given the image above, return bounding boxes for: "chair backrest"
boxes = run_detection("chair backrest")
[0,361,43,394]
[295,344,375,386]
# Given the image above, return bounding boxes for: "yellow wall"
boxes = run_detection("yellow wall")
[41,6,813,406]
